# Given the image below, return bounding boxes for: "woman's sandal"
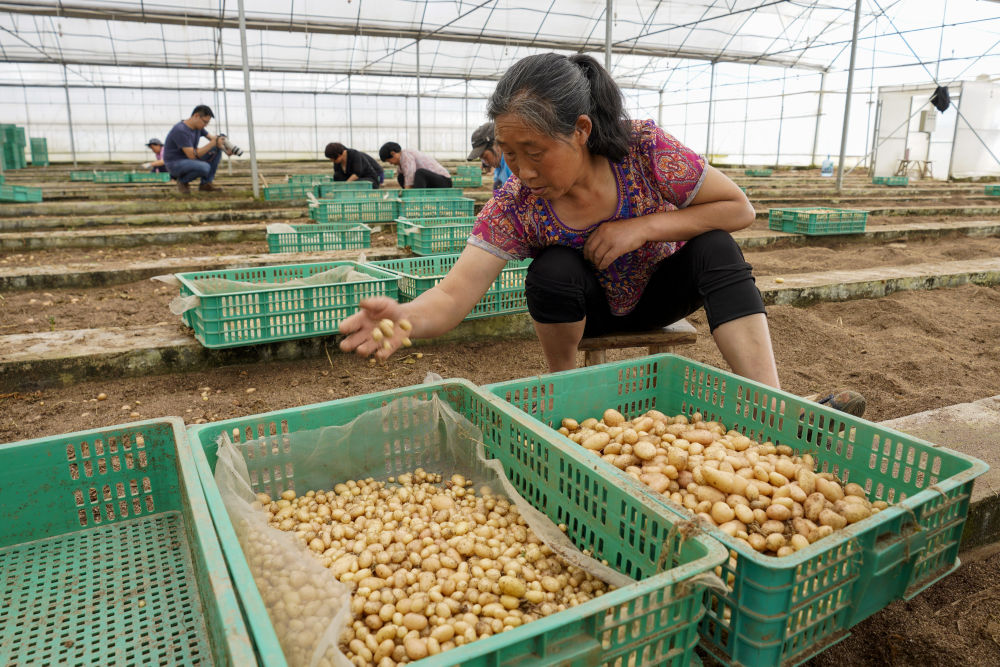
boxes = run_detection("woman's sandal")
[802,389,867,418]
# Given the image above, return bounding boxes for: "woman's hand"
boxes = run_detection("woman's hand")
[583,218,649,270]
[338,297,413,360]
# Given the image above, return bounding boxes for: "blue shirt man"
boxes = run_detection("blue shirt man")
[163,104,229,194]
[467,122,513,192]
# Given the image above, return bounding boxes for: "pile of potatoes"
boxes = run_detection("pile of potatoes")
[253,468,612,667]
[558,409,888,558]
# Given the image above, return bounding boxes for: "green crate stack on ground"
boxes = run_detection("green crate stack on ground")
[486,353,989,667]
[768,207,868,235]
[287,173,334,185]
[174,261,399,348]
[985,184,1000,196]
[0,184,43,202]
[395,216,475,255]
[92,171,133,183]
[372,253,532,319]
[0,124,27,170]
[70,170,96,181]
[452,164,483,187]
[399,196,475,220]
[383,166,396,179]
[129,171,172,183]
[29,137,48,166]
[0,419,257,666]
[267,223,372,253]
[744,168,773,177]
[312,181,375,198]
[263,182,318,201]
[873,175,908,186]
[187,378,729,667]
[398,187,465,199]
[310,196,400,223]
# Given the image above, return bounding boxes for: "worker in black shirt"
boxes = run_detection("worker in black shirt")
[324,142,385,189]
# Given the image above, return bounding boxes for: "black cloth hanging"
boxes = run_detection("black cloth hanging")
[930,86,951,112]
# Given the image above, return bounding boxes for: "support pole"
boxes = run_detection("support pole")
[836,0,863,192]
[313,92,319,157]
[464,79,469,145]
[219,26,233,174]
[237,0,259,197]
[62,65,78,167]
[811,71,827,166]
[102,87,112,162]
[774,69,787,168]
[740,66,750,165]
[705,62,715,159]
[347,74,354,146]
[415,40,422,150]
[605,0,612,71]
[657,88,663,127]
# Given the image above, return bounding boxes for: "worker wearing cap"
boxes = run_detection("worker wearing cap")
[468,122,512,191]
[141,138,167,173]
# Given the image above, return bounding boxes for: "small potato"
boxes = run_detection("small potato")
[844,482,867,498]
[582,432,611,451]
[790,534,810,551]
[639,473,671,495]
[841,504,871,524]
[797,469,817,496]
[765,504,791,521]
[603,409,626,427]
[734,504,755,525]
[634,441,657,461]
[695,485,727,505]
[765,532,786,552]
[378,318,395,338]
[760,520,785,536]
[718,520,746,537]
[682,429,715,446]
[776,546,796,558]
[768,471,790,488]
[803,492,826,522]
[774,458,798,481]
[816,477,845,503]
[711,501,736,525]
[787,484,808,504]
[873,500,889,510]
[747,533,767,552]
[561,418,580,431]
[819,509,848,530]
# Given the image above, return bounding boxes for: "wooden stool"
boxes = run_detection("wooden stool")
[578,319,698,366]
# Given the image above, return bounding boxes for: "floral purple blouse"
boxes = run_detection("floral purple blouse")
[469,119,706,315]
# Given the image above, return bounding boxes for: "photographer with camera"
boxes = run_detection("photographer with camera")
[163,105,238,194]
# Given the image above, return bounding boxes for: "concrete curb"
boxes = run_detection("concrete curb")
[0,314,537,391]
[753,205,1000,220]
[879,397,1000,550]
[0,223,267,250]
[0,207,305,231]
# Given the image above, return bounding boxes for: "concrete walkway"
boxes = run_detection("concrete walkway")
[0,207,304,231]
[879,397,1000,550]
[0,223,269,250]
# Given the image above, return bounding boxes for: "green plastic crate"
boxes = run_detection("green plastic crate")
[313,181,375,198]
[396,217,474,255]
[93,171,133,183]
[29,137,48,166]
[186,379,729,667]
[985,184,1000,196]
[70,170,96,181]
[287,173,334,185]
[263,183,316,201]
[310,197,400,223]
[744,169,773,177]
[267,223,372,253]
[452,164,483,187]
[399,197,475,219]
[383,166,396,179]
[872,176,908,186]
[768,207,868,235]
[0,419,256,667]
[175,261,399,348]
[0,184,43,202]
[372,253,531,319]
[487,354,989,667]
[130,171,172,183]
[398,187,465,199]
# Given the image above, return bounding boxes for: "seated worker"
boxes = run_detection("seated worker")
[468,122,512,191]
[141,138,168,173]
[325,142,384,189]
[163,104,230,194]
[378,142,452,189]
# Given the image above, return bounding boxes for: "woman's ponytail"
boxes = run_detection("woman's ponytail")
[568,54,631,162]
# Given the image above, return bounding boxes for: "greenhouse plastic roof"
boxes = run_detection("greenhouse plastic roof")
[2,0,999,94]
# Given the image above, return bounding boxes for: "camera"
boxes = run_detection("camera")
[218,134,243,157]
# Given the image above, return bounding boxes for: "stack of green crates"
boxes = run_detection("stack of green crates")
[287,173,334,186]
[452,164,482,187]
[744,168,773,177]
[383,166,396,180]
[873,175,908,186]
[372,253,532,320]
[129,171,172,183]
[313,181,375,198]
[262,182,317,201]
[311,196,400,223]
[267,223,372,253]
[985,184,1000,196]
[0,124,27,170]
[396,215,475,255]
[92,171,133,183]
[398,187,464,199]
[487,353,988,667]
[29,137,48,166]
[0,419,257,666]
[399,196,475,219]
[70,171,96,181]
[174,261,399,348]
[186,378,729,667]
[0,184,43,202]
[768,207,868,235]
